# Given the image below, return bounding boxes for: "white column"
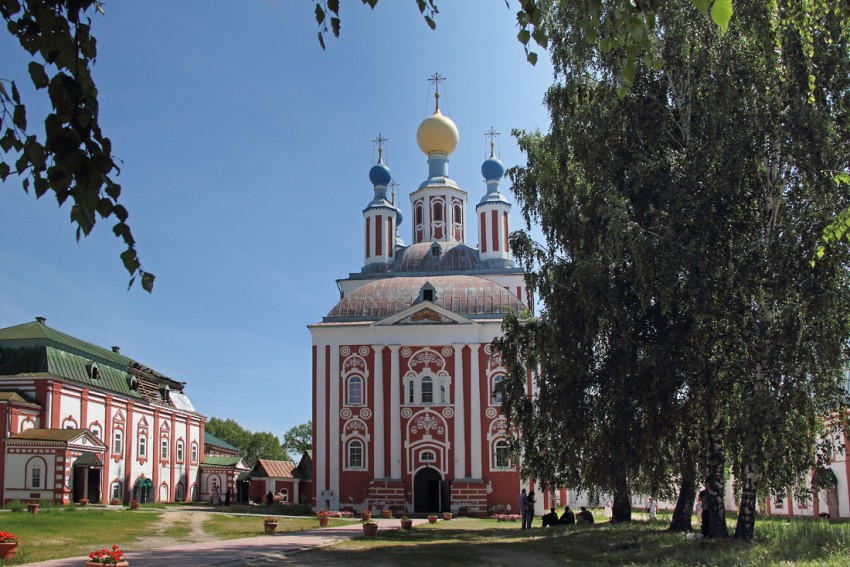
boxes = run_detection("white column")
[453,344,466,479]
[373,345,385,478]
[469,344,482,479]
[329,344,340,510]
[389,345,402,479]
[315,344,327,501]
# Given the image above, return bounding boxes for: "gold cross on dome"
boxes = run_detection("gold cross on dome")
[388,181,398,205]
[428,72,446,110]
[485,127,500,157]
[372,133,388,162]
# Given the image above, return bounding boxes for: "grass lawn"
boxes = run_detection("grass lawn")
[0,506,162,564]
[299,516,850,567]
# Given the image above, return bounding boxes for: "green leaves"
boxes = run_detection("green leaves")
[28,61,48,89]
[709,0,733,31]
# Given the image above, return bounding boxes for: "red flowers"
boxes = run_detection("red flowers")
[0,531,17,543]
[87,544,126,564]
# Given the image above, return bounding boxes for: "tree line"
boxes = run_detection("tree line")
[205,418,311,469]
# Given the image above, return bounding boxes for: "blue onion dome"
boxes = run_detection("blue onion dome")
[395,206,404,226]
[369,161,392,186]
[481,156,505,181]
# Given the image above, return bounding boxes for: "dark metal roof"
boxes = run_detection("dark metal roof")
[394,242,481,272]
[325,275,524,322]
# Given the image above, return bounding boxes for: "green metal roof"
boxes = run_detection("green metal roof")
[201,456,244,467]
[204,432,239,451]
[0,320,133,366]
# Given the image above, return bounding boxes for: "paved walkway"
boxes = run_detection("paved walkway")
[27,518,427,567]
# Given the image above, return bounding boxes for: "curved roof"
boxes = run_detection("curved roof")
[325,275,524,321]
[394,242,480,272]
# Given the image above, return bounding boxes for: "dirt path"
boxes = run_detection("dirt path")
[129,509,218,549]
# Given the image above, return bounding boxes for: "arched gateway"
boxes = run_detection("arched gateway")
[414,466,442,514]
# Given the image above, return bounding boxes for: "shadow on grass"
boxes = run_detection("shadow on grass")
[294,519,850,567]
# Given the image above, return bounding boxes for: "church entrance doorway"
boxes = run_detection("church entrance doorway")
[413,467,442,513]
[72,452,103,503]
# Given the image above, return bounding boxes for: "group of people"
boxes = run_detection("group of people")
[519,488,595,529]
[210,486,231,506]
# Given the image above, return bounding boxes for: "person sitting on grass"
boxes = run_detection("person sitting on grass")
[541,507,559,527]
[577,506,594,524]
[559,506,575,525]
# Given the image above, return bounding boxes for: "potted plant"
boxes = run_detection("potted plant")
[263,517,278,534]
[443,511,453,520]
[428,514,438,523]
[400,516,413,530]
[381,508,393,518]
[0,532,18,561]
[362,520,378,537]
[361,510,372,521]
[129,499,140,510]
[86,544,128,566]
[79,498,90,506]
[317,510,331,527]
[27,501,40,514]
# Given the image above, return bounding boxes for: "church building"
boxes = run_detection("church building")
[310,83,530,516]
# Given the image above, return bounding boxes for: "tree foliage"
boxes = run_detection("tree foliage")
[497,0,850,540]
[205,417,288,468]
[1,0,154,291]
[282,420,313,461]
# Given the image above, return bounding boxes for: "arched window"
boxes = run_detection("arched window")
[348,440,364,469]
[161,437,169,460]
[112,481,122,500]
[191,442,199,464]
[494,440,510,469]
[347,376,364,405]
[138,434,147,458]
[453,203,462,221]
[279,488,289,504]
[415,205,423,225]
[177,440,185,462]
[421,450,436,463]
[175,483,185,501]
[421,376,433,404]
[89,423,101,439]
[491,375,505,404]
[112,428,123,455]
[433,203,443,221]
[28,459,44,489]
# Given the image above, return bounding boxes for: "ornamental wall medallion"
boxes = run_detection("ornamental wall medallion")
[410,413,444,435]
[359,346,371,356]
[484,344,493,355]
[401,347,412,358]
[359,408,372,419]
[346,419,366,434]
[340,346,351,356]
[441,346,453,357]
[344,356,366,372]
[441,407,454,419]
[485,407,498,419]
[401,408,413,419]
[340,408,352,419]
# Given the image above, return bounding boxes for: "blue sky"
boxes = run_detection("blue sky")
[0,1,551,438]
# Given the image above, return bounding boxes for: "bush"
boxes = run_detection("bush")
[6,500,25,512]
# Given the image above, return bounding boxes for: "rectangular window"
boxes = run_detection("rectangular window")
[112,483,122,500]
[113,430,123,455]
[31,465,42,488]
[177,441,184,462]
[161,438,169,460]
[349,444,363,468]
[191,443,198,463]
[138,435,147,458]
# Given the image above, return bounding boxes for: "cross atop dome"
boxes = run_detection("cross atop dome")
[485,127,500,158]
[428,72,446,111]
[373,132,388,163]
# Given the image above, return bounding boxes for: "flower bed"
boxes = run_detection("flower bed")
[87,544,126,565]
[492,513,521,522]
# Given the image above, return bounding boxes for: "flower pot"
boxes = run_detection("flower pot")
[443,512,452,521]
[86,562,128,567]
[381,509,393,518]
[361,511,372,521]
[79,498,89,506]
[27,503,39,514]
[362,523,378,537]
[130,501,140,510]
[0,542,18,561]
[428,515,438,523]
[318,517,330,527]
[264,523,278,535]
[400,519,413,530]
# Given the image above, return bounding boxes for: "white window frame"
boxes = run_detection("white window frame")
[112,428,123,455]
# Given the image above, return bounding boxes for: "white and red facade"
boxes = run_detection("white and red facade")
[0,318,220,506]
[310,95,531,516]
